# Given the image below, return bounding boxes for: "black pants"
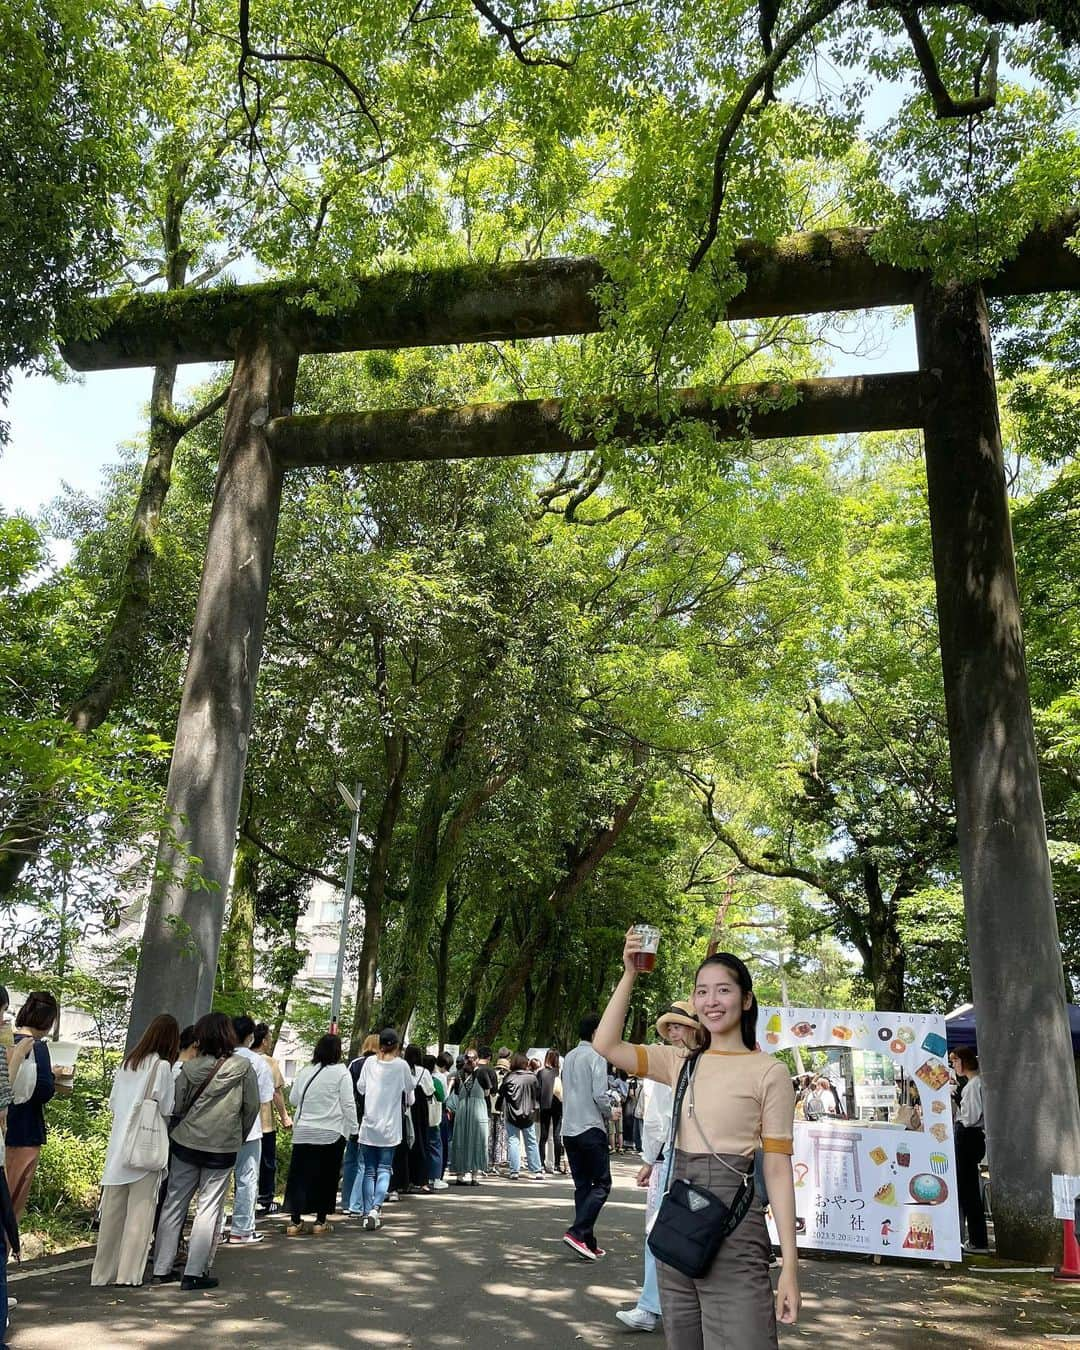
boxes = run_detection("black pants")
[540,1103,564,1169]
[564,1126,611,1250]
[258,1131,277,1207]
[957,1125,988,1248]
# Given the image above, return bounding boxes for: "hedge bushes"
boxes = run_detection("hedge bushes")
[25,1051,113,1220]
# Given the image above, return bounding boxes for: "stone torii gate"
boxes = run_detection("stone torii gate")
[64,213,1080,1258]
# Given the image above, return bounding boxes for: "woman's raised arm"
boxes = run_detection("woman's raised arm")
[593,927,646,1075]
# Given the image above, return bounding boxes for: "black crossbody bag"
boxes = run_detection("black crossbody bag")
[646,1051,755,1279]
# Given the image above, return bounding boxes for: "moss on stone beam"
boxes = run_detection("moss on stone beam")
[60,258,606,371]
[61,213,1080,371]
[265,371,935,467]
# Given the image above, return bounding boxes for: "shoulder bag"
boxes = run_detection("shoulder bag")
[425,1077,442,1128]
[646,1052,755,1279]
[120,1059,170,1171]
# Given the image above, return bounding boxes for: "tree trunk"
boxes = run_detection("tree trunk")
[0,191,199,899]
[126,332,297,1043]
[218,832,258,1002]
[857,861,906,1011]
[378,722,511,1031]
[434,876,462,1052]
[531,955,565,1047]
[446,909,506,1044]
[519,977,537,1051]
[348,728,408,1058]
[915,279,1080,1261]
[472,763,648,1044]
[269,892,305,1051]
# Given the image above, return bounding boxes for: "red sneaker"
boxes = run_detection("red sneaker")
[563,1232,599,1260]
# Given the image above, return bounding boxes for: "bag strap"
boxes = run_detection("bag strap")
[138,1055,169,1107]
[294,1064,326,1122]
[176,1057,225,1123]
[688,1072,754,1181]
[661,1051,701,1196]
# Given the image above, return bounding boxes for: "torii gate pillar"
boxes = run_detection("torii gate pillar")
[126,333,297,1043]
[916,280,1080,1260]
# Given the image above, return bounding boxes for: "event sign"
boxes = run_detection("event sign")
[761,1005,961,1262]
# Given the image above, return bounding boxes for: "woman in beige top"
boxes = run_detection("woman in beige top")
[595,929,799,1349]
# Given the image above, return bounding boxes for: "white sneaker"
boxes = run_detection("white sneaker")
[370,1209,381,1230]
[616,1307,660,1332]
[461,1172,473,1184]
[432,1178,449,1190]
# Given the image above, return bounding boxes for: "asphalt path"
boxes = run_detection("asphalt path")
[7,1159,1079,1347]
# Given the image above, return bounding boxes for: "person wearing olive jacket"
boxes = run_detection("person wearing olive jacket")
[150,1013,260,1291]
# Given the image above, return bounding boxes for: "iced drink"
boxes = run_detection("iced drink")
[632,924,660,972]
[896,1146,910,1167]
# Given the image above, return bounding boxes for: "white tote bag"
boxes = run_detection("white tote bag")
[120,1063,169,1172]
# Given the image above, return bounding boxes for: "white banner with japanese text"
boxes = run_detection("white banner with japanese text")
[761,1005,961,1262]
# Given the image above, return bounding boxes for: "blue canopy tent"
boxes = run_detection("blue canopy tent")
[945,1003,1080,1055]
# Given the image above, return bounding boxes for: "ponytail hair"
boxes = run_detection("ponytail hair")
[694,953,758,1052]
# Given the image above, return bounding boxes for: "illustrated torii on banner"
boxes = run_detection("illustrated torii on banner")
[760,1005,962,1262]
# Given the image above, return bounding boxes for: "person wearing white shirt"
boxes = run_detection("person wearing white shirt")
[283,1034,358,1236]
[356,1029,415,1229]
[614,1002,703,1332]
[91,1015,178,1287]
[228,1016,275,1244]
[954,1045,989,1253]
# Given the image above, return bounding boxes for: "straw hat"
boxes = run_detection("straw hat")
[655,999,702,1040]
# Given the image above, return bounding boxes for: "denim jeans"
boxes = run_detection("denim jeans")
[361,1144,395,1214]
[231,1137,262,1235]
[342,1137,361,1211]
[563,1126,612,1249]
[506,1120,542,1175]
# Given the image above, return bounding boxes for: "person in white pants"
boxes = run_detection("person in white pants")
[92,1017,178,1286]
[616,1002,703,1333]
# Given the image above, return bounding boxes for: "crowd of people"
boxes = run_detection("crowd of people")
[0,940,999,1350]
[0,944,801,1350]
[80,1017,649,1293]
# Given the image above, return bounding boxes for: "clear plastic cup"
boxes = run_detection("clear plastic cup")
[632,924,660,972]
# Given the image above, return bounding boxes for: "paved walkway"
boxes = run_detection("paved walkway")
[8,1160,1079,1347]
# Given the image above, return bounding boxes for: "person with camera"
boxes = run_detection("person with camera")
[594,929,799,1349]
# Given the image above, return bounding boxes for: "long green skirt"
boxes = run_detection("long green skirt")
[448,1092,489,1175]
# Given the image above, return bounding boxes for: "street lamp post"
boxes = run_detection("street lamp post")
[330,781,362,1035]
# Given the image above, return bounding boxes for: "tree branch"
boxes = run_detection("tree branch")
[899,9,999,118]
[176,387,229,438]
[470,0,575,69]
[241,825,343,889]
[238,0,381,146]
[689,0,849,273]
